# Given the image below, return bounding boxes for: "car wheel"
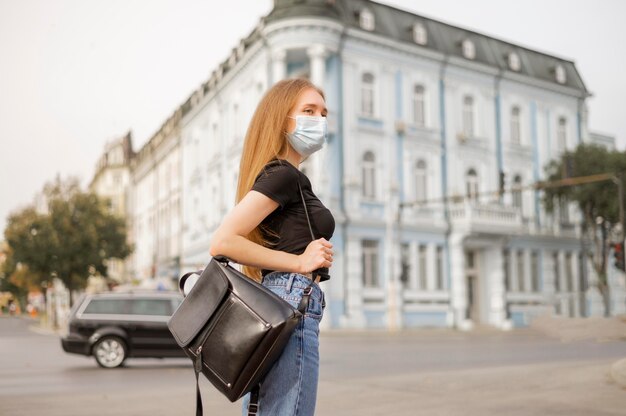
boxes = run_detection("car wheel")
[93,336,127,368]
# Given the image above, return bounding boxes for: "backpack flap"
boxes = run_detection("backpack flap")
[168,259,230,347]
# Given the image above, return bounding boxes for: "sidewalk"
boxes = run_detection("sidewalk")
[530,313,626,388]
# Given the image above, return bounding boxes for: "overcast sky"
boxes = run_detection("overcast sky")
[1,0,625,234]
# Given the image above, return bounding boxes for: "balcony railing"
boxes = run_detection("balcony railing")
[449,201,523,233]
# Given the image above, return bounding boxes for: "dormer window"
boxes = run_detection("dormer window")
[462,39,476,60]
[236,41,245,59]
[555,64,567,84]
[508,52,521,71]
[412,22,427,45]
[228,51,237,67]
[359,8,375,31]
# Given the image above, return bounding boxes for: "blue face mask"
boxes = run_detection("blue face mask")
[286,115,327,157]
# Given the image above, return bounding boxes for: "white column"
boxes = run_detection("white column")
[272,49,287,84]
[541,250,556,306]
[449,233,470,330]
[307,45,328,197]
[307,44,327,89]
[485,246,510,329]
[385,188,402,330]
[340,237,366,328]
[558,251,567,315]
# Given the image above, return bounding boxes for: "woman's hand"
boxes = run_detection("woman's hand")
[297,238,333,273]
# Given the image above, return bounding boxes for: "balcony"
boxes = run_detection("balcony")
[449,201,523,234]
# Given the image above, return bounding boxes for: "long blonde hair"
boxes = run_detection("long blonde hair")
[236,78,325,281]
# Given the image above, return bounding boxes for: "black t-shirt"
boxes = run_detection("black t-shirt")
[251,159,335,281]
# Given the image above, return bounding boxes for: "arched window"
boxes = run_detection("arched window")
[557,117,567,151]
[413,85,425,126]
[511,106,521,145]
[415,160,427,203]
[462,39,476,60]
[359,9,375,31]
[361,72,375,117]
[413,22,427,45]
[512,175,523,210]
[462,95,474,138]
[362,151,376,199]
[466,168,479,202]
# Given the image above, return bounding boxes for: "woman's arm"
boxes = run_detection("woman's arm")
[209,190,332,273]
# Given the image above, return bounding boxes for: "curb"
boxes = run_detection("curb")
[610,358,626,388]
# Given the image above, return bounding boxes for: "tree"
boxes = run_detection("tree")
[4,177,132,303]
[543,143,626,316]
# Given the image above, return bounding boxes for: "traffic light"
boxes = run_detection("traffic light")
[614,242,625,272]
[499,171,506,196]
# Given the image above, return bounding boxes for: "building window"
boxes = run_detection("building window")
[462,95,474,138]
[413,22,427,45]
[559,196,570,224]
[517,250,525,292]
[565,252,573,292]
[511,106,521,145]
[436,246,444,290]
[418,244,427,290]
[361,72,375,117]
[359,8,375,31]
[466,168,479,202]
[557,117,567,151]
[362,151,376,199]
[461,39,476,60]
[400,243,410,287]
[503,249,510,291]
[553,252,561,293]
[555,64,567,84]
[512,175,523,210]
[531,250,540,292]
[415,160,427,203]
[413,85,425,126]
[508,52,521,72]
[362,239,379,288]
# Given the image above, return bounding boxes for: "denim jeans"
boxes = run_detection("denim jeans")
[241,272,325,416]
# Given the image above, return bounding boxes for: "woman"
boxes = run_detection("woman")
[209,78,335,416]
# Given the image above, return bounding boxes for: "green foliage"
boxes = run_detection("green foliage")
[543,143,626,314]
[543,143,626,225]
[4,177,132,294]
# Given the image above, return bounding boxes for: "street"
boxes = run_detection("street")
[1,316,625,415]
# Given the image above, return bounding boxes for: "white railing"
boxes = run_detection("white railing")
[449,201,522,225]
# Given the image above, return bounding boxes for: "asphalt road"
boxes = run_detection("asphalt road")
[1,316,625,415]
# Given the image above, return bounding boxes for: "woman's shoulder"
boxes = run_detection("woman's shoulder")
[257,159,300,180]
[253,159,302,190]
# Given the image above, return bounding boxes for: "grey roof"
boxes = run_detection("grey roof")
[267,0,588,94]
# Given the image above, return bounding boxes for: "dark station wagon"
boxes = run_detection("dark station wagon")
[61,291,185,368]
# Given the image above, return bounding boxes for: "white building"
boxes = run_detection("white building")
[89,132,134,283]
[129,111,182,284]
[95,0,624,329]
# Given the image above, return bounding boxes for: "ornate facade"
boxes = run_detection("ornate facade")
[93,0,625,328]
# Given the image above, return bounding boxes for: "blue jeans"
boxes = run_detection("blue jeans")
[241,272,325,416]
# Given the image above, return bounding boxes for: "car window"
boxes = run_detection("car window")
[129,299,173,316]
[83,299,129,315]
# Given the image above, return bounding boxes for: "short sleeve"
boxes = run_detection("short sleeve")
[251,161,299,208]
